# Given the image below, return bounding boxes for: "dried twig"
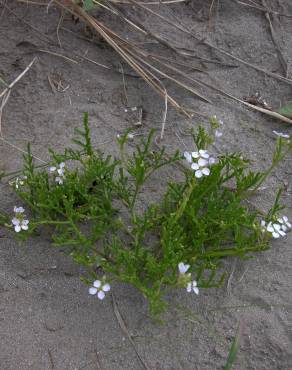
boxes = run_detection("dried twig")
[0,57,37,99]
[261,0,288,77]
[111,293,151,370]
[233,0,292,18]
[38,49,78,64]
[182,74,292,124]
[129,0,292,86]
[0,137,47,163]
[0,57,37,136]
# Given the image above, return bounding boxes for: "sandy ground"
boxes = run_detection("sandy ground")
[0,0,292,369]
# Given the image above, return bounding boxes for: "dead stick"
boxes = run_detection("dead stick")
[111,293,151,370]
[128,0,292,86]
[261,0,288,77]
[0,57,37,99]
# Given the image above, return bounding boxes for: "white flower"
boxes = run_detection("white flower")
[215,130,223,138]
[49,162,66,184]
[186,280,199,295]
[273,130,290,139]
[12,218,29,233]
[266,222,286,238]
[178,262,190,274]
[12,206,29,233]
[277,216,292,232]
[89,279,111,300]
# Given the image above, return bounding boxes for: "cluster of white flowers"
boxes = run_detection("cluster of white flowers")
[49,162,66,185]
[184,150,216,178]
[11,206,29,233]
[89,278,111,300]
[178,262,199,296]
[261,216,291,239]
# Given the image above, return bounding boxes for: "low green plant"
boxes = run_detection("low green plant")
[1,113,291,316]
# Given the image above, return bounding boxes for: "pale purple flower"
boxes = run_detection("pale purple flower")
[89,279,111,300]
[12,206,29,233]
[14,206,24,214]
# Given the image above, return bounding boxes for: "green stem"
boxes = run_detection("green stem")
[197,244,269,259]
[34,220,72,225]
[172,175,197,224]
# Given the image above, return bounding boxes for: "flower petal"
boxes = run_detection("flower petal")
[97,291,105,300]
[272,232,280,239]
[191,152,199,158]
[93,280,101,288]
[89,287,97,295]
[208,157,216,165]
[193,287,199,295]
[102,283,111,292]
[198,158,208,167]
[199,150,209,159]
[12,217,20,226]
[186,282,192,293]
[202,167,210,176]
[281,225,288,232]
[14,225,21,233]
[195,170,203,178]
[49,166,57,172]
[278,230,286,237]
[266,224,274,233]
[191,163,199,170]
[178,262,190,274]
